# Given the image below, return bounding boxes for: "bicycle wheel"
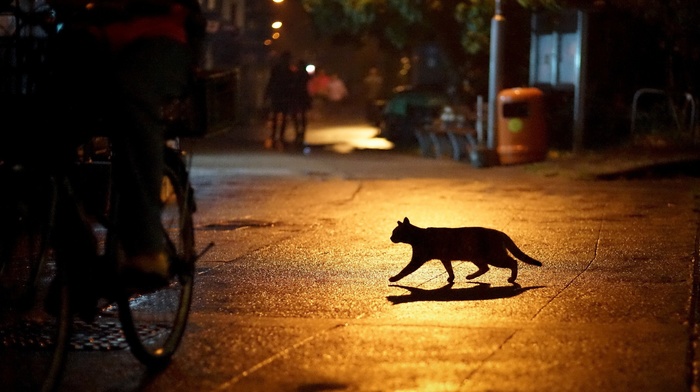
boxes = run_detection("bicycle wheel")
[0,166,54,305]
[118,164,195,368]
[0,174,71,392]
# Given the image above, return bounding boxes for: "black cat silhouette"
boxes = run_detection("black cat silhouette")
[389,217,542,284]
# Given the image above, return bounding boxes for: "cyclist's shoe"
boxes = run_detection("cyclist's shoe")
[72,286,101,322]
[121,251,170,293]
[45,278,102,322]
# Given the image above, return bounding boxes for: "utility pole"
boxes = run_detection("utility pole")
[487,0,505,150]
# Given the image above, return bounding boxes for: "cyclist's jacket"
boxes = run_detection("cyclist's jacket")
[49,0,204,52]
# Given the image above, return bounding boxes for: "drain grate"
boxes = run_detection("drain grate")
[70,319,128,351]
[1,319,170,351]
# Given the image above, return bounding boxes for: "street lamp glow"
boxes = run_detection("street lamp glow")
[273,0,284,3]
[271,21,282,29]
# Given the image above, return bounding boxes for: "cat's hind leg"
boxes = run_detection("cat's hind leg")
[466,263,489,280]
[503,257,518,283]
[489,253,519,283]
[440,259,455,282]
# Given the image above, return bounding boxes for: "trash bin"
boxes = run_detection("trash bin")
[496,87,547,164]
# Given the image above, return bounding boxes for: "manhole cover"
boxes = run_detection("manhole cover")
[1,319,172,351]
[70,319,128,351]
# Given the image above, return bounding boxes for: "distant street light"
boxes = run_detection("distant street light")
[271,21,282,29]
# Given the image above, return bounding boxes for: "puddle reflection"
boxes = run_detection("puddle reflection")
[305,124,394,153]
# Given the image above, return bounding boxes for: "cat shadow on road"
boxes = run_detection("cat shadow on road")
[387,282,544,305]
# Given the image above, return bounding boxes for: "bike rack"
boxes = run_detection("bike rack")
[630,88,697,144]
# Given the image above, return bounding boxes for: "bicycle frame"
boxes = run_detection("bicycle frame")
[0,2,208,389]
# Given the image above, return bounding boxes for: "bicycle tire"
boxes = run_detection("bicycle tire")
[0,258,71,392]
[0,166,54,306]
[117,163,195,368]
[0,174,72,392]
[38,263,71,392]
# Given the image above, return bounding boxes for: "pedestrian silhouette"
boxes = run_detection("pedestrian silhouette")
[326,73,348,103]
[307,67,330,119]
[264,51,295,149]
[290,59,312,147]
[363,66,384,124]
[325,73,348,118]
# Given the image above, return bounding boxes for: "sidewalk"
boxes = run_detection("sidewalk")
[197,116,700,182]
[524,144,700,180]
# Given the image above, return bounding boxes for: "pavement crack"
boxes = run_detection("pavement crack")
[460,330,518,386]
[340,181,364,205]
[216,324,346,390]
[530,220,603,320]
[462,222,603,386]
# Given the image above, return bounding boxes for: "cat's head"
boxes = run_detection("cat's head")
[390,217,414,243]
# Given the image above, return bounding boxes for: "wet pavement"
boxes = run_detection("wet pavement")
[11,115,700,391]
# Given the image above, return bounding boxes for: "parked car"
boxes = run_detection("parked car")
[378,85,450,145]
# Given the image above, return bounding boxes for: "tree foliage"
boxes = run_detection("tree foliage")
[301,0,699,55]
[301,0,700,91]
[300,1,563,56]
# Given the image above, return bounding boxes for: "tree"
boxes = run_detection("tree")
[299,1,564,60]
[605,0,700,93]
[302,0,700,94]
[300,1,543,96]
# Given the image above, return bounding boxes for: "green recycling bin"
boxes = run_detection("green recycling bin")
[496,87,547,164]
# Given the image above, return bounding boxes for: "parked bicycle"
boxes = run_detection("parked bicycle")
[0,1,210,391]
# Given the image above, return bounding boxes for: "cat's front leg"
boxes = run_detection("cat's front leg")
[389,257,427,282]
[440,259,455,282]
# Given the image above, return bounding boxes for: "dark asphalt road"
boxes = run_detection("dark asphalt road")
[4,118,700,391]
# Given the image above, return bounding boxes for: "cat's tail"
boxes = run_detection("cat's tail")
[503,235,543,266]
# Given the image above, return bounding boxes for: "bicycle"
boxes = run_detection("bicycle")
[0,2,211,391]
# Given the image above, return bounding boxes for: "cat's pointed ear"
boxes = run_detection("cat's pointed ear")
[403,217,410,224]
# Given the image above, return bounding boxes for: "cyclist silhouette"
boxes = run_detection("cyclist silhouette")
[47,0,205,303]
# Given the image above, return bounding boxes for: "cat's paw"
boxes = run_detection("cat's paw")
[389,276,399,282]
[447,276,455,283]
[507,277,517,283]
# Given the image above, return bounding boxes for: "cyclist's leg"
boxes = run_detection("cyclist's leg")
[109,37,192,286]
[30,23,110,321]
[50,173,103,318]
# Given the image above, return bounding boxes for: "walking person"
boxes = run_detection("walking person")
[326,73,348,118]
[290,59,312,147]
[264,50,295,149]
[363,66,384,125]
[307,67,330,119]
